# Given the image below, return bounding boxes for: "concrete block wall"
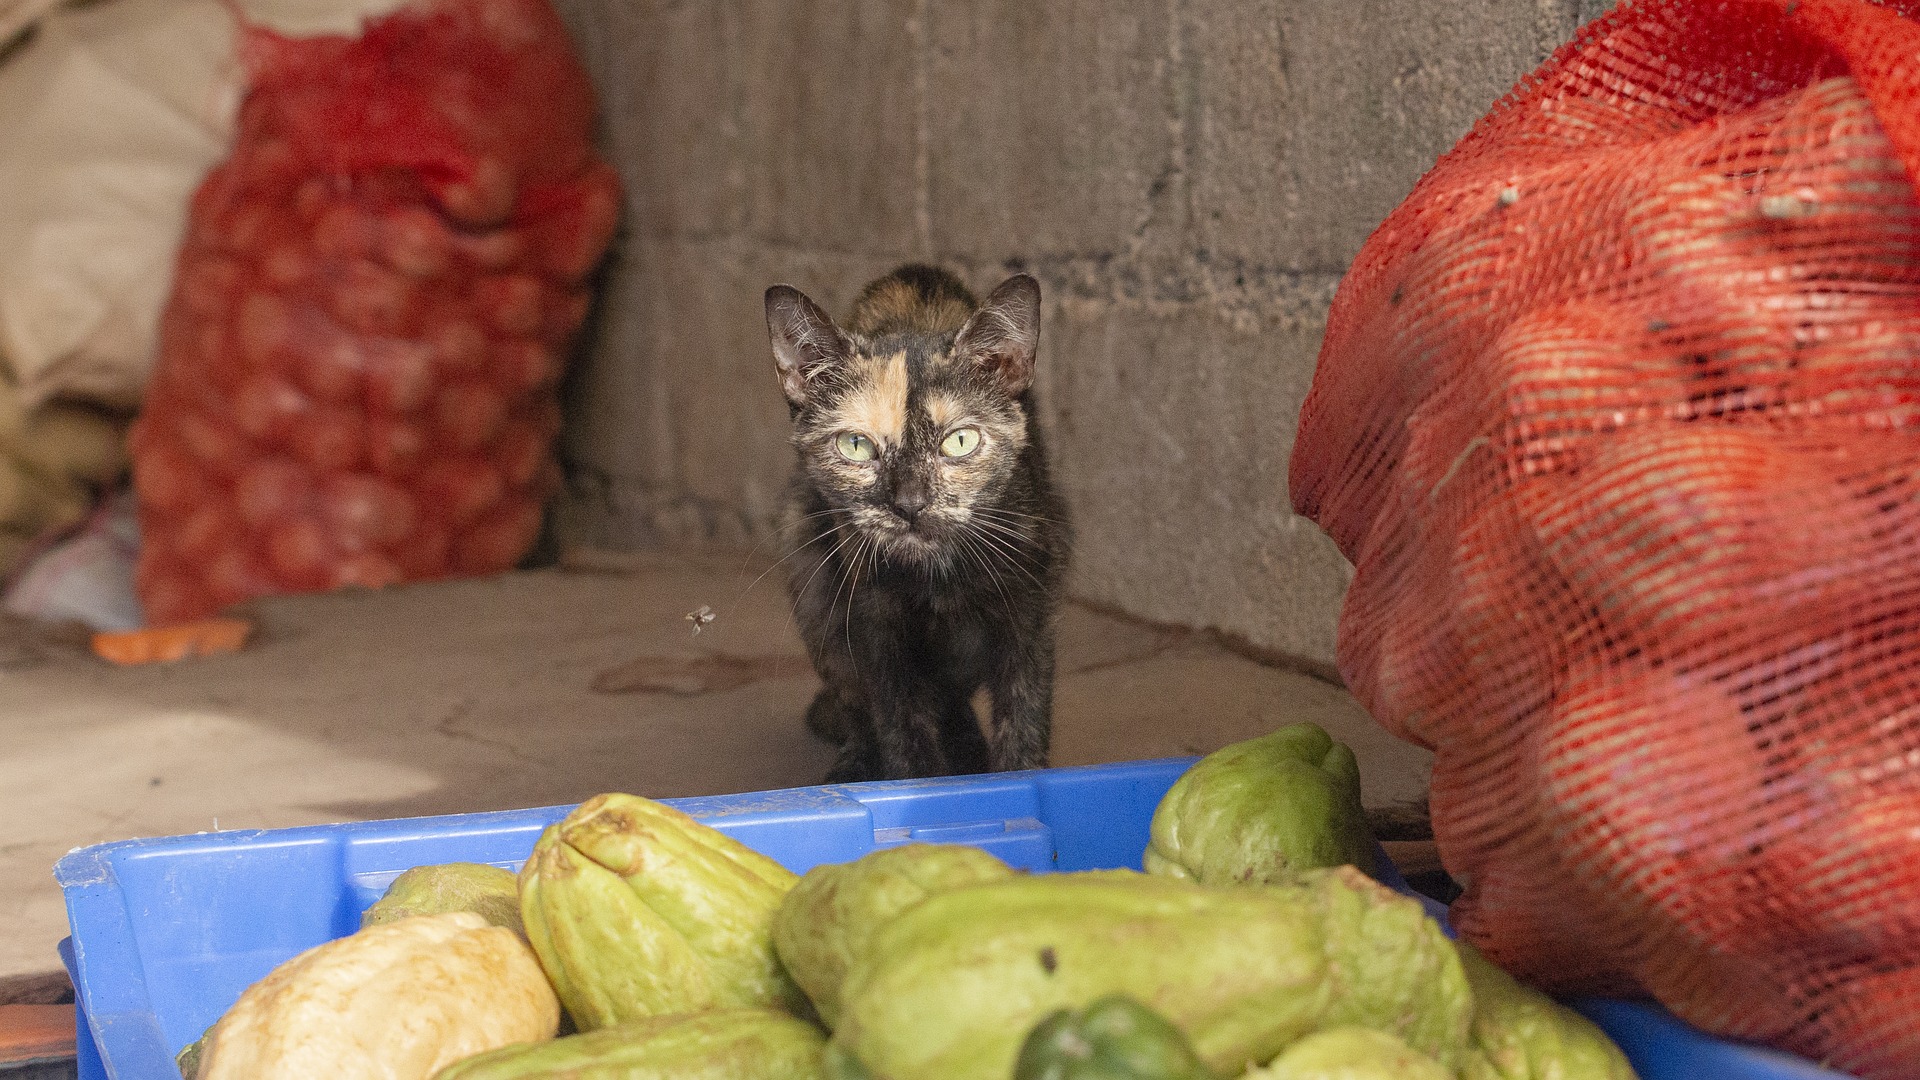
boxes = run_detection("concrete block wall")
[548,0,1608,671]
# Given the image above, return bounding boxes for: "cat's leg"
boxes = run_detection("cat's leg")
[806,637,945,780]
[852,665,960,780]
[820,691,946,780]
[809,662,883,781]
[868,699,952,780]
[809,611,954,779]
[937,691,992,776]
[803,683,859,745]
[987,633,1055,772]
[823,720,881,783]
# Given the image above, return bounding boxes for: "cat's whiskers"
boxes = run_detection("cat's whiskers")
[971,542,1044,595]
[723,511,860,615]
[967,513,1039,550]
[955,528,1021,629]
[964,520,1047,590]
[791,525,866,615]
[837,533,874,664]
[730,506,855,582]
[788,507,863,527]
[825,534,856,657]
[971,511,1053,554]
[972,506,1067,528]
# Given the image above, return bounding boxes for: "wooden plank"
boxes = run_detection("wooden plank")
[0,1004,74,1065]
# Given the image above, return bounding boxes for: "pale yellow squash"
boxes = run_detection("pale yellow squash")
[197,911,560,1080]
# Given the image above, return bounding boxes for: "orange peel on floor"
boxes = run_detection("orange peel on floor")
[91,617,256,666]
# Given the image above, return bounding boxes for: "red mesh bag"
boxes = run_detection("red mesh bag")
[1291,1,1920,1074]
[129,0,619,624]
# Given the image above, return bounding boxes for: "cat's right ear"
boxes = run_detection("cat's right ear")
[766,285,851,408]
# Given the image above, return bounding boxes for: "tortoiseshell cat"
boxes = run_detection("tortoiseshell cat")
[764,265,1070,783]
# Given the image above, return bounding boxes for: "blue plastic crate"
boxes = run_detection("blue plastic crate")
[55,758,1851,1080]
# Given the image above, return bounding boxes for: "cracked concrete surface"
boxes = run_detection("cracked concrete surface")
[1,549,1430,980]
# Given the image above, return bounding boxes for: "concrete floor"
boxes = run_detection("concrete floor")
[0,549,1432,982]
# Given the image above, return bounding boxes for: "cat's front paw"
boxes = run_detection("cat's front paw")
[823,738,880,785]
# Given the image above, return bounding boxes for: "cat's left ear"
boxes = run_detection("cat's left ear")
[953,274,1040,395]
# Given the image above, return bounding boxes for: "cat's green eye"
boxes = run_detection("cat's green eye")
[940,427,981,458]
[836,431,878,462]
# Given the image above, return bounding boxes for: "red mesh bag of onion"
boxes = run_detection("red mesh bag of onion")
[1291,2,1920,1074]
[130,0,619,624]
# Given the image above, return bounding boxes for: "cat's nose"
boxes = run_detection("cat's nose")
[892,484,930,523]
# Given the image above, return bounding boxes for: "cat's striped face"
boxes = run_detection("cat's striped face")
[767,275,1041,566]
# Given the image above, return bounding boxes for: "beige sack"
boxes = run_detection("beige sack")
[0,0,409,410]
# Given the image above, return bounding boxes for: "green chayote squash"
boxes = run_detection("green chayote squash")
[362,862,523,937]
[518,793,808,1031]
[773,843,1015,1027]
[831,866,1469,1080]
[432,1007,826,1079]
[1244,1027,1452,1080]
[1454,944,1637,1080]
[1298,867,1472,1064]
[1147,723,1378,887]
